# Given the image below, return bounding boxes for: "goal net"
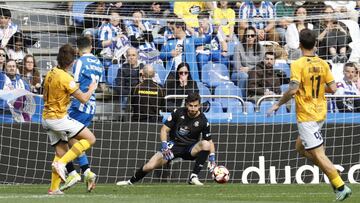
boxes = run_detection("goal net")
[0,1,360,185]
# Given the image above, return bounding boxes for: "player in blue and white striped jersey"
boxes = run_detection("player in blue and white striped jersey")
[60,37,103,192]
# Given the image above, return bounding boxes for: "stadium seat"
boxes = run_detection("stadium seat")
[280,84,289,93]
[152,63,167,86]
[208,101,224,113]
[227,101,243,114]
[201,63,231,87]
[106,64,121,87]
[274,62,290,78]
[72,1,92,26]
[259,101,287,115]
[214,83,243,110]
[197,82,212,103]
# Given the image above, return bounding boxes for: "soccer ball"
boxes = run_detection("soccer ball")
[212,165,230,184]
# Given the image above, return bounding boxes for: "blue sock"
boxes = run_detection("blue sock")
[76,154,90,173]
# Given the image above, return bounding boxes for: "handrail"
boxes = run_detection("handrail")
[165,95,246,113]
[256,94,360,113]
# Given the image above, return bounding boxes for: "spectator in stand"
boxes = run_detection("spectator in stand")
[6,32,29,63]
[335,62,360,112]
[302,1,326,17]
[173,2,214,35]
[0,8,18,48]
[231,26,265,97]
[0,47,7,71]
[238,0,280,43]
[275,1,296,45]
[0,59,31,121]
[114,47,144,110]
[130,64,165,122]
[84,1,106,29]
[165,62,198,111]
[285,6,313,60]
[160,19,210,82]
[213,1,236,41]
[98,8,130,64]
[18,55,41,94]
[317,5,349,63]
[196,11,228,72]
[126,10,160,64]
[325,1,356,13]
[247,52,281,103]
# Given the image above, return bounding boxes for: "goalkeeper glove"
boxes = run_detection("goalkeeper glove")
[207,153,216,173]
[161,141,174,160]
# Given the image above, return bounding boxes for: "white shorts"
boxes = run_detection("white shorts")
[42,115,85,146]
[297,121,324,150]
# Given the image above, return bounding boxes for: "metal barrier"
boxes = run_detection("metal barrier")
[256,94,360,113]
[164,95,246,114]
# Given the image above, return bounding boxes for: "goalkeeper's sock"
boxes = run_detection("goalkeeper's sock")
[76,153,90,173]
[59,139,91,164]
[50,156,62,191]
[129,166,148,183]
[192,150,210,174]
[65,162,76,174]
[328,170,345,191]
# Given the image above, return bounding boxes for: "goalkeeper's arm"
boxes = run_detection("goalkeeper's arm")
[160,125,171,143]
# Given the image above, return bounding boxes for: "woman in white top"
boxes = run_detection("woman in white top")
[285,6,313,60]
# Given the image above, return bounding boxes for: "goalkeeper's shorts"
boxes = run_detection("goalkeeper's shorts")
[171,143,197,161]
[42,115,85,146]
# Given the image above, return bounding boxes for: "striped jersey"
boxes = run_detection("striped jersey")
[239,1,275,30]
[69,53,103,115]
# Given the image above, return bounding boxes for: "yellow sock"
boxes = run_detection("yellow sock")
[328,170,344,189]
[58,139,91,164]
[50,156,62,191]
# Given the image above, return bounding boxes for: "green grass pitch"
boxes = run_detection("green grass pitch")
[0,183,358,203]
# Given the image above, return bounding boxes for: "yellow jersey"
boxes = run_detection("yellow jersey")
[42,67,79,119]
[213,8,235,36]
[174,2,206,28]
[290,56,334,122]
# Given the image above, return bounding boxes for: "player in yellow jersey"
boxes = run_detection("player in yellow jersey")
[42,44,97,195]
[267,29,351,201]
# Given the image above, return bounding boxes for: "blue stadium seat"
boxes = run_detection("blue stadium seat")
[106,64,121,87]
[201,63,231,87]
[244,101,255,114]
[72,1,92,26]
[259,101,287,115]
[280,84,289,93]
[214,83,243,110]
[274,63,290,78]
[152,63,167,86]
[227,101,243,114]
[197,82,212,103]
[208,101,224,113]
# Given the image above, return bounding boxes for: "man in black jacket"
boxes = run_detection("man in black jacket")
[130,64,165,122]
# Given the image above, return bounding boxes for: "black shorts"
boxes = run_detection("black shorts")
[171,143,196,161]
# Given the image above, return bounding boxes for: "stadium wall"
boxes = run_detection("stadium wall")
[0,123,359,184]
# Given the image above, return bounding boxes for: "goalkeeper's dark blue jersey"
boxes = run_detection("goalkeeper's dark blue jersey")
[165,107,211,146]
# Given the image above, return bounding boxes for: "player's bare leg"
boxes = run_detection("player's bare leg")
[295,136,316,163]
[116,152,168,186]
[188,140,212,185]
[307,146,351,201]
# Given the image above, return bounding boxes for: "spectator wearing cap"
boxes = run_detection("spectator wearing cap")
[0,8,18,48]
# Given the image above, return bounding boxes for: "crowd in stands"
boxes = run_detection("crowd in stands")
[2,1,360,122]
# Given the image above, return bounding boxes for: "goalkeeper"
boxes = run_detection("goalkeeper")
[117,92,216,186]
